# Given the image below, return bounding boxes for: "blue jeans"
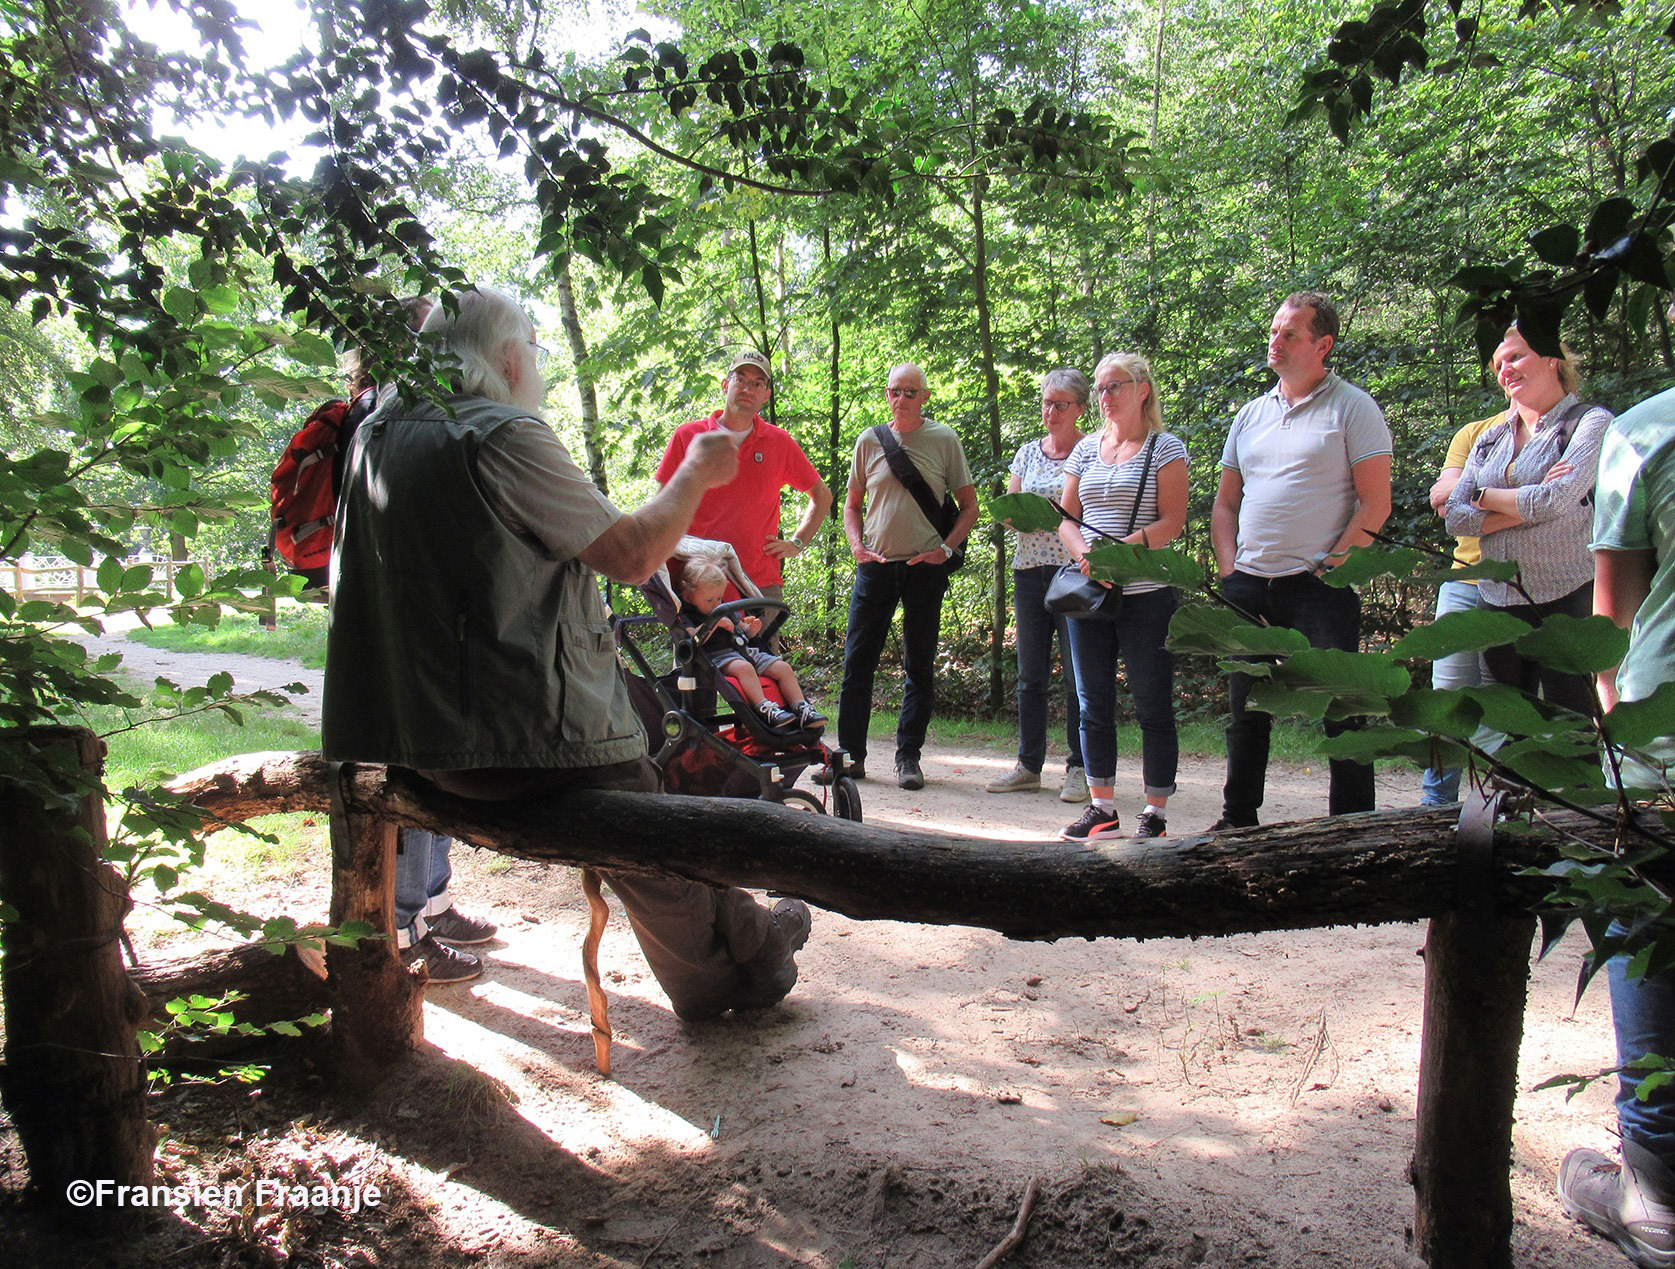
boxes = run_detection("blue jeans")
[1013,565,1084,773]
[1221,569,1374,826]
[837,559,952,764]
[394,828,453,948]
[1420,580,1489,806]
[1609,922,1675,1158]
[1067,587,1179,796]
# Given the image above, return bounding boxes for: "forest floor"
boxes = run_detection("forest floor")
[0,631,1638,1268]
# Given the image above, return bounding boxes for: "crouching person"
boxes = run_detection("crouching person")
[322,285,812,1020]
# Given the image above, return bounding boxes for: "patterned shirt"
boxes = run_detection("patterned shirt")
[1444,395,1613,605]
[1008,437,1082,569]
[1065,430,1190,595]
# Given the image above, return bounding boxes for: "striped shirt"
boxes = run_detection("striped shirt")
[1065,430,1189,595]
[1443,395,1614,605]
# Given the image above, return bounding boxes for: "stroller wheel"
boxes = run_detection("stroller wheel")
[832,776,863,823]
[778,789,826,814]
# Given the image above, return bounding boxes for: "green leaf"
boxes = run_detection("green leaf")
[1514,614,1630,677]
[1167,605,1311,657]
[1602,681,1675,749]
[1085,542,1201,588]
[1392,608,1533,660]
[1496,737,1608,791]
[1528,224,1580,268]
[1319,546,1436,587]
[1466,683,1584,737]
[1389,687,1487,739]
[989,491,1063,533]
[200,284,239,314]
[162,287,198,324]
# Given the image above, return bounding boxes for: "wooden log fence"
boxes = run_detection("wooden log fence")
[4,737,1630,1266]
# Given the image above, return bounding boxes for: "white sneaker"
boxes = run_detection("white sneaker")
[1060,767,1090,803]
[986,763,1040,793]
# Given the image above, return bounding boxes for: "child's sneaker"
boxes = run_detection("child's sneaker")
[792,700,827,728]
[757,700,799,729]
[1060,805,1122,841]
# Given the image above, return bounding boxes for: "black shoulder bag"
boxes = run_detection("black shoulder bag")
[870,424,965,568]
[1044,433,1159,621]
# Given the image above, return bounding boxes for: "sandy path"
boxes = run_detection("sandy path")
[94,626,1630,1267]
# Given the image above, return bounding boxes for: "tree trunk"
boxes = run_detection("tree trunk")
[0,727,154,1212]
[555,253,608,495]
[325,792,422,1086]
[747,219,776,426]
[131,943,329,1059]
[168,753,1564,943]
[969,174,1007,714]
[824,224,844,639]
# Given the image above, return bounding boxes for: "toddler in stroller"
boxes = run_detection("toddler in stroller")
[677,561,826,734]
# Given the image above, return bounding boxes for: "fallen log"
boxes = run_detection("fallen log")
[168,752,1570,942]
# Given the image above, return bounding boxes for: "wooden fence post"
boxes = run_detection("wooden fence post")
[325,766,422,1084]
[0,726,154,1210]
[1410,791,1533,1268]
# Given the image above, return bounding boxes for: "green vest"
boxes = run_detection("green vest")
[322,393,646,770]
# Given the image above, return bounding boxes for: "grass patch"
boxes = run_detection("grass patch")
[88,701,320,789]
[126,602,329,668]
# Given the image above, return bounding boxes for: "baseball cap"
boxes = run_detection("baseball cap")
[727,349,772,383]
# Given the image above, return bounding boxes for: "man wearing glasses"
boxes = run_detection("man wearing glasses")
[826,363,978,790]
[656,349,833,606]
[1209,292,1392,831]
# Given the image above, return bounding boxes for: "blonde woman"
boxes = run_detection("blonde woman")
[1055,352,1189,840]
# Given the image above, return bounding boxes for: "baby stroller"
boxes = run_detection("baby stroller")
[610,536,863,823]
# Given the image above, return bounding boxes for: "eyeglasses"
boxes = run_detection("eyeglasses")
[1042,399,1080,413]
[887,386,924,399]
[530,341,552,370]
[1095,379,1137,397]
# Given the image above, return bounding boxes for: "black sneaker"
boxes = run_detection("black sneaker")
[1061,805,1122,841]
[812,761,863,784]
[400,935,483,984]
[792,700,827,728]
[896,757,925,790]
[1133,809,1168,839]
[757,700,799,729]
[427,906,498,946]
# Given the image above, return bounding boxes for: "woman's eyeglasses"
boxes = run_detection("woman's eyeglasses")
[1095,379,1137,397]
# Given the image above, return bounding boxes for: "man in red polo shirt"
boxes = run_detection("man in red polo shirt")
[655,350,832,602]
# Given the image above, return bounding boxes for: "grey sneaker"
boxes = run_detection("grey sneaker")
[400,935,483,985]
[1559,1141,1675,1268]
[427,906,498,946]
[736,898,813,1010]
[986,763,1041,793]
[1060,767,1090,803]
[896,756,925,790]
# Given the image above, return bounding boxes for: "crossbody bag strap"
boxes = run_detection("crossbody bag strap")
[871,423,954,538]
[1124,433,1159,538]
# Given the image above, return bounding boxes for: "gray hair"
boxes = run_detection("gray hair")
[1093,351,1165,434]
[420,286,532,405]
[1040,367,1089,408]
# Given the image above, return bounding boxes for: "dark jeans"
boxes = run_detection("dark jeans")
[1221,569,1374,826]
[1066,586,1178,796]
[1013,565,1084,773]
[1482,583,1596,717]
[837,559,952,765]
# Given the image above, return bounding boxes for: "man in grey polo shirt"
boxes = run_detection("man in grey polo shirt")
[1209,292,1393,830]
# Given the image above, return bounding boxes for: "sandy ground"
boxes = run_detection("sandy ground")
[0,628,1637,1267]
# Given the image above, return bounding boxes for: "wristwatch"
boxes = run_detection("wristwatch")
[939,541,952,560]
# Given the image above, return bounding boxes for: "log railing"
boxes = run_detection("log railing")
[8,739,1615,1267]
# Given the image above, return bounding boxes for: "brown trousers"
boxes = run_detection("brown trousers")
[416,757,795,1019]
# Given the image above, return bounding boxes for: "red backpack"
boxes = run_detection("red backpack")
[270,393,371,573]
